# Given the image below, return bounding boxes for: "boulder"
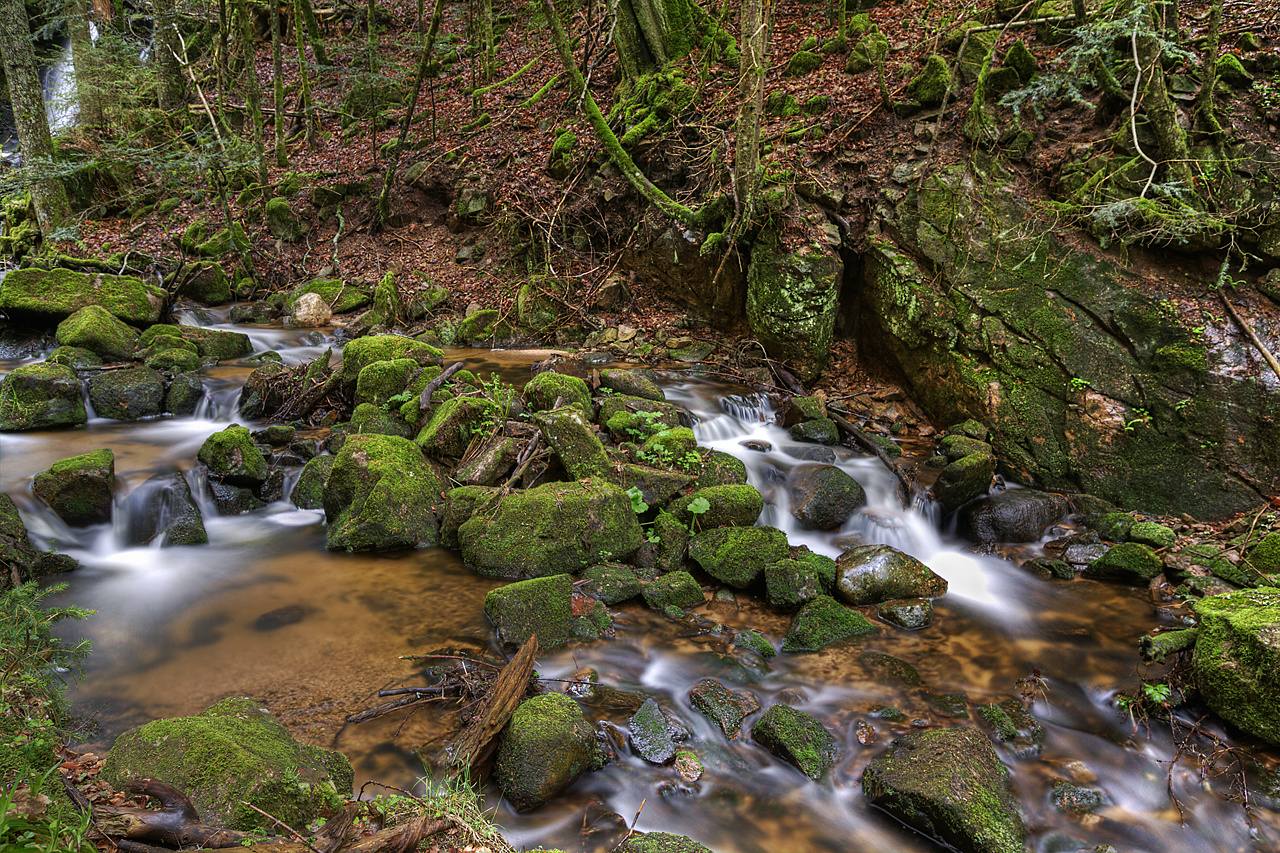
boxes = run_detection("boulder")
[494,693,595,811]
[782,595,877,652]
[0,362,87,430]
[1083,542,1163,584]
[55,305,138,360]
[956,489,1069,543]
[0,267,166,325]
[120,470,208,546]
[861,727,1026,853]
[786,464,867,530]
[47,345,102,369]
[524,370,593,415]
[582,563,643,604]
[598,369,666,402]
[290,455,335,510]
[641,571,704,611]
[750,703,840,779]
[88,365,166,420]
[628,698,676,764]
[33,449,115,526]
[100,697,352,832]
[349,402,415,439]
[788,418,840,445]
[932,453,996,513]
[763,555,822,609]
[615,833,715,853]
[171,261,231,305]
[354,357,419,407]
[458,481,643,578]
[531,406,612,480]
[618,464,695,509]
[667,484,763,530]
[878,598,934,629]
[688,679,760,739]
[414,396,504,459]
[835,545,948,605]
[340,334,442,383]
[0,494,77,589]
[291,292,333,327]
[1192,589,1280,745]
[687,526,790,588]
[265,197,305,241]
[484,574,576,650]
[322,433,445,551]
[289,278,371,315]
[692,449,749,488]
[198,425,269,487]
[138,325,252,361]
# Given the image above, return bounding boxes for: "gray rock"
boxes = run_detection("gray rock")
[836,544,948,605]
[956,489,1069,543]
[786,464,867,530]
[88,365,165,420]
[628,698,676,764]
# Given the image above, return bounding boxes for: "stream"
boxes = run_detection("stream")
[2,311,1278,853]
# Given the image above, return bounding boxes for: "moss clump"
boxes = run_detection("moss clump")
[531,406,612,480]
[340,334,443,383]
[290,278,372,315]
[55,304,139,360]
[751,703,840,779]
[688,525,790,588]
[525,371,592,415]
[764,556,821,609]
[0,267,166,326]
[766,91,801,117]
[100,697,352,832]
[641,570,704,611]
[1127,521,1176,549]
[845,27,888,74]
[322,433,444,552]
[0,363,88,431]
[198,425,269,487]
[484,574,574,650]
[784,50,823,77]
[1004,40,1037,82]
[354,357,420,407]
[1192,589,1280,745]
[495,694,595,812]
[138,324,252,360]
[668,484,763,530]
[782,595,877,652]
[265,197,305,241]
[32,449,115,527]
[1216,53,1251,88]
[1083,542,1163,584]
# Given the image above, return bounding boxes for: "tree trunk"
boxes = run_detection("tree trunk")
[1134,23,1191,186]
[69,0,104,125]
[233,0,268,186]
[613,0,696,88]
[294,0,317,148]
[1193,0,1223,138]
[296,0,328,66]
[271,0,287,166]
[0,0,70,235]
[733,0,768,235]
[154,0,185,109]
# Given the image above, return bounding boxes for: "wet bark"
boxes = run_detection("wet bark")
[154,0,185,110]
[733,0,769,235]
[0,0,70,235]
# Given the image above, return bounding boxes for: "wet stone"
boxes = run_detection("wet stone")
[978,698,1044,758]
[932,692,969,718]
[878,597,934,628]
[254,605,305,631]
[751,703,840,780]
[1020,556,1075,580]
[628,698,676,764]
[688,678,761,739]
[1051,780,1104,814]
[860,651,923,687]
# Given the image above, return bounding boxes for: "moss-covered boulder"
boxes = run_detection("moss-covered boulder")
[782,594,877,652]
[667,484,762,530]
[1128,520,1176,549]
[745,200,843,383]
[139,324,252,361]
[415,396,503,458]
[265,197,306,242]
[640,426,698,463]
[1082,542,1163,584]
[764,554,822,609]
[55,304,139,361]
[845,27,889,74]
[525,370,593,415]
[100,697,352,832]
[861,727,1026,853]
[354,358,420,407]
[290,455,335,510]
[322,433,445,551]
[47,345,103,369]
[689,678,760,739]
[750,703,840,779]
[349,402,415,439]
[615,833,715,853]
[340,334,443,382]
[693,449,748,488]
[599,395,683,441]
[641,570,704,610]
[956,489,1069,543]
[494,693,595,811]
[836,545,948,605]
[33,449,115,527]
[932,453,996,513]
[170,261,232,305]
[618,464,695,509]
[454,435,522,486]
[0,267,166,325]
[289,278,372,316]
[598,369,666,402]
[459,481,644,578]
[88,365,166,420]
[1192,589,1280,746]
[532,406,612,480]
[628,697,676,764]
[198,425,269,487]
[786,464,866,530]
[582,562,643,604]
[687,525,790,588]
[485,574,575,650]
[0,362,87,430]
[905,53,952,107]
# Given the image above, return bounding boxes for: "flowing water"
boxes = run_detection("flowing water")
[2,312,1278,853]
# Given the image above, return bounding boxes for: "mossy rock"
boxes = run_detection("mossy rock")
[641,570,704,611]
[198,425,269,487]
[165,372,204,416]
[340,334,443,382]
[458,481,644,578]
[531,406,612,480]
[615,833,716,853]
[689,678,760,739]
[846,28,889,74]
[766,91,801,117]
[788,418,840,444]
[438,485,500,549]
[321,433,445,552]
[786,464,866,530]
[1083,542,1163,584]
[784,49,823,77]
[290,279,372,315]
[291,455,335,510]
[170,261,232,305]
[782,595,877,651]
[1127,520,1176,549]
[265,197,306,242]
[524,370,593,415]
[87,366,166,421]
[688,525,790,588]
[692,449,748,488]
[0,267,166,325]
[55,304,139,361]
[628,697,676,764]
[1217,53,1251,88]
[46,345,103,369]
[33,448,115,527]
[0,362,88,431]
[836,544,948,605]
[955,489,1069,544]
[861,726,1026,853]
[100,697,352,832]
[485,573,575,650]
[515,276,565,335]
[932,452,996,513]
[138,324,252,361]
[354,357,420,407]
[599,369,666,402]
[667,484,763,530]
[751,703,840,779]
[1192,588,1280,746]
[764,555,822,609]
[1004,40,1037,83]
[146,347,202,373]
[494,694,595,812]
[349,402,415,439]
[583,563,643,604]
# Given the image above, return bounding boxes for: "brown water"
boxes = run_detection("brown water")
[2,316,1277,853]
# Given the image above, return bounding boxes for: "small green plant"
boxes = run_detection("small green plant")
[625,486,659,544]
[1123,407,1150,432]
[1068,377,1089,392]
[684,496,710,533]
[1174,397,1191,412]
[382,390,414,411]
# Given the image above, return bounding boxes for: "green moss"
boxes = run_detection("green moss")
[354,358,420,407]
[668,484,763,530]
[322,433,444,552]
[688,526,790,587]
[485,574,574,649]
[0,363,87,431]
[525,371,592,415]
[1193,589,1280,745]
[781,595,877,652]
[198,425,269,486]
[341,334,443,383]
[290,278,372,315]
[641,571,704,610]
[0,268,166,326]
[750,703,839,779]
[1083,542,1163,584]
[784,50,823,77]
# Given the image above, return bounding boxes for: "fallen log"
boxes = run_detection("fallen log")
[447,633,540,778]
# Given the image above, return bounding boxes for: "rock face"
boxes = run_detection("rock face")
[100,697,352,832]
[628,698,676,764]
[0,267,167,325]
[860,157,1280,520]
[322,433,444,551]
[495,693,595,811]
[836,545,948,605]
[459,481,644,577]
[1193,589,1280,746]
[0,362,88,431]
[33,449,115,526]
[957,489,1070,543]
[861,727,1026,853]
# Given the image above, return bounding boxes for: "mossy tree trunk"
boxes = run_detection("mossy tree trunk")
[233,0,268,186]
[154,0,185,110]
[1133,19,1191,187]
[1193,0,1223,138]
[296,0,328,66]
[614,0,696,88]
[294,0,317,148]
[271,0,287,166]
[0,0,70,236]
[69,0,105,125]
[733,0,769,235]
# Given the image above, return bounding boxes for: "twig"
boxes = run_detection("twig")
[1220,289,1280,384]
[828,407,914,508]
[239,802,321,853]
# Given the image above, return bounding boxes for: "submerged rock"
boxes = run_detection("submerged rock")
[100,697,352,832]
[689,678,760,739]
[495,693,595,811]
[1192,588,1280,746]
[862,726,1026,853]
[629,698,676,764]
[750,703,840,779]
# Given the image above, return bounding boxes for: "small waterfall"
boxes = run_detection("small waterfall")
[42,41,79,133]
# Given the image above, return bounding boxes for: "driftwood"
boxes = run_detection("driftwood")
[418,361,465,414]
[827,407,915,509]
[446,634,540,778]
[88,779,452,853]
